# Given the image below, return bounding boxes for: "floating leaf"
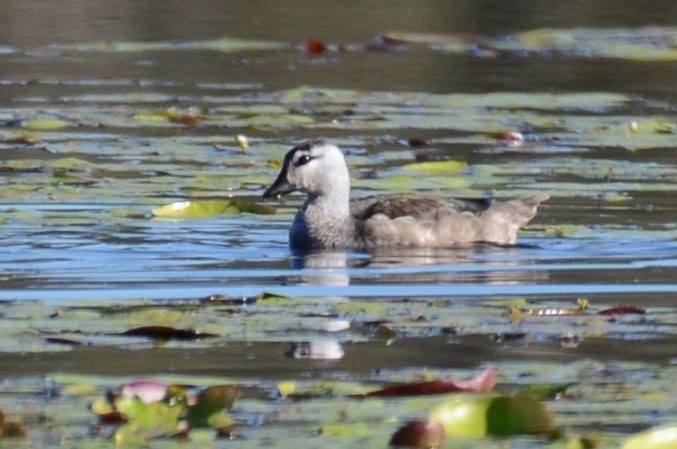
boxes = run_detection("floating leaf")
[599,305,646,315]
[50,157,94,170]
[185,385,239,428]
[379,31,483,45]
[120,326,218,341]
[277,381,296,398]
[152,199,276,218]
[506,27,677,61]
[518,383,574,400]
[430,394,555,438]
[114,398,183,443]
[0,410,27,438]
[304,38,328,57]
[3,134,40,145]
[354,367,496,398]
[21,118,70,130]
[622,424,677,449]
[401,160,468,175]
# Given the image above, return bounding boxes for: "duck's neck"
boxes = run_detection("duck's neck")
[307,189,350,218]
[294,186,353,250]
[308,170,351,216]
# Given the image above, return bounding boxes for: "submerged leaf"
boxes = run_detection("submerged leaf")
[152,199,276,218]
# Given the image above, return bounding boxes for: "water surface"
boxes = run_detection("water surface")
[0,1,675,446]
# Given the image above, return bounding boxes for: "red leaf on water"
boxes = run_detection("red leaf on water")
[352,367,496,398]
[304,38,327,57]
[599,305,646,315]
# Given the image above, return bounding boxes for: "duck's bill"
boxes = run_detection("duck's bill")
[263,169,296,199]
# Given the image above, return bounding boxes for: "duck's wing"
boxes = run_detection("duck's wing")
[351,196,493,221]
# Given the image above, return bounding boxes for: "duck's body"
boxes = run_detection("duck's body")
[263,139,549,251]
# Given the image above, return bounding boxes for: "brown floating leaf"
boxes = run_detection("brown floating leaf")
[0,410,27,438]
[353,367,496,398]
[4,134,40,145]
[304,38,327,57]
[120,326,218,341]
[599,305,646,315]
[407,137,428,148]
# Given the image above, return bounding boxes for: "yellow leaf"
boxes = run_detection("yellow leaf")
[277,381,296,397]
[23,118,70,130]
[402,160,468,175]
[152,199,276,218]
[622,424,677,449]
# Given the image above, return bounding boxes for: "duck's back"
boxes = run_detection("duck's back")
[350,194,549,248]
[351,196,493,220]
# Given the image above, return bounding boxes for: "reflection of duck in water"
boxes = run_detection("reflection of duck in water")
[264,139,549,252]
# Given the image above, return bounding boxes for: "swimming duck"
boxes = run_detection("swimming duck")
[263,139,549,251]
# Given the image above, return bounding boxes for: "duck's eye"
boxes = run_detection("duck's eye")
[295,154,312,166]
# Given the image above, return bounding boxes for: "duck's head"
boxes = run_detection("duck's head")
[263,139,350,199]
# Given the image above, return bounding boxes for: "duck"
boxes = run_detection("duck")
[263,139,549,251]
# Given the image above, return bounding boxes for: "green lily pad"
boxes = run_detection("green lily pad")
[429,394,555,438]
[114,397,183,444]
[185,385,239,428]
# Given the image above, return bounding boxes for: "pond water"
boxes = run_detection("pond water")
[0,1,675,447]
